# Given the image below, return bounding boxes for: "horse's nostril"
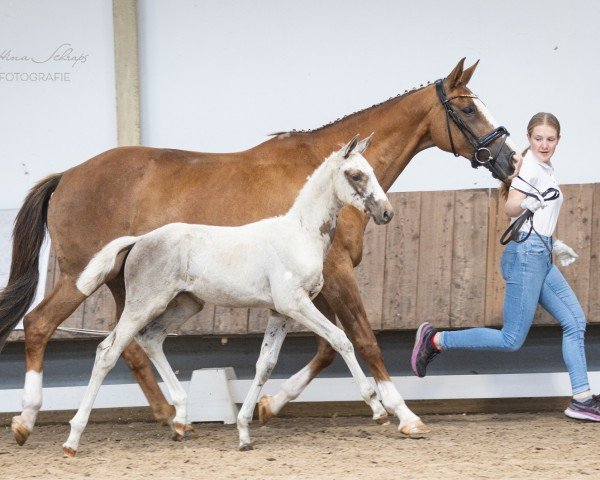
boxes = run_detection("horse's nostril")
[383,210,393,223]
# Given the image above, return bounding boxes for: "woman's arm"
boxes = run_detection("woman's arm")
[505,189,527,217]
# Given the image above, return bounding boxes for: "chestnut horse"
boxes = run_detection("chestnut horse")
[2,59,519,445]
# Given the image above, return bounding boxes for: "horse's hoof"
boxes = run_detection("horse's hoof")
[239,443,254,451]
[11,416,31,446]
[399,419,430,437]
[171,421,187,441]
[258,395,273,426]
[374,413,390,426]
[62,445,77,458]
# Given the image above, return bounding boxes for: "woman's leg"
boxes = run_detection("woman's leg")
[439,247,547,351]
[538,264,589,394]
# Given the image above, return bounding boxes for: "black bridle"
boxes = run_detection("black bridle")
[435,79,514,176]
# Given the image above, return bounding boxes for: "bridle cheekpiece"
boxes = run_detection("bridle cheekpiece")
[435,79,514,173]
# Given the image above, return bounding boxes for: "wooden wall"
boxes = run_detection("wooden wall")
[26,183,600,340]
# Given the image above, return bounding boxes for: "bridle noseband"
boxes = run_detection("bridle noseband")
[435,79,514,174]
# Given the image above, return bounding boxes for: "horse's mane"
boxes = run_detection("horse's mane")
[269,80,434,136]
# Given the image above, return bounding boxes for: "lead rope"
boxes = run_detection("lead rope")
[499,175,560,255]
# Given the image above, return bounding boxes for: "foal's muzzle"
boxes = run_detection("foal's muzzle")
[369,199,394,225]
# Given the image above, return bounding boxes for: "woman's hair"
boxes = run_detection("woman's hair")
[499,112,561,199]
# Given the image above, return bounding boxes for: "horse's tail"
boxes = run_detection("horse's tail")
[0,173,63,352]
[76,236,140,296]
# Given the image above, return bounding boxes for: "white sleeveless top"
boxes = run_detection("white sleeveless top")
[509,150,563,237]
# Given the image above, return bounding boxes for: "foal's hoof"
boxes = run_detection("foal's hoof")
[399,418,430,437]
[374,413,390,426]
[11,416,31,446]
[62,445,77,458]
[258,395,274,426]
[239,442,254,452]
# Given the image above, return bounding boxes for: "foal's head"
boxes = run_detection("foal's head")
[333,134,393,225]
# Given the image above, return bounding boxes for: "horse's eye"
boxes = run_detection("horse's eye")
[351,173,362,182]
[462,107,474,114]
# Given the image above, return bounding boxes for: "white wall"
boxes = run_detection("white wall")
[138,0,600,191]
[0,0,116,304]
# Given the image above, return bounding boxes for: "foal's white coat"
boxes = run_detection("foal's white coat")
[64,135,394,455]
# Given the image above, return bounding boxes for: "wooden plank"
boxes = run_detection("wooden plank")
[484,189,508,327]
[248,308,271,334]
[81,285,116,332]
[450,190,488,328]
[415,191,454,327]
[382,192,421,329]
[353,217,388,330]
[179,303,215,335]
[112,0,140,146]
[553,184,593,318]
[213,307,248,335]
[590,184,600,323]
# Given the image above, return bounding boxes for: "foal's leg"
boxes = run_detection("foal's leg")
[135,294,202,440]
[107,276,176,425]
[63,298,172,457]
[280,295,382,419]
[237,312,291,451]
[259,294,362,422]
[321,259,427,435]
[12,273,87,446]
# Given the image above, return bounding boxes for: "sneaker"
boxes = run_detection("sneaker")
[411,322,440,378]
[565,395,600,422]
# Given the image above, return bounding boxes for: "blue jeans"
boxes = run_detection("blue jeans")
[439,233,590,394]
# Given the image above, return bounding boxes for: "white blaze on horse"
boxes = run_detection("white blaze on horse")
[62,134,414,456]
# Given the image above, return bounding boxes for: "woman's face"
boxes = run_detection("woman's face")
[527,124,560,163]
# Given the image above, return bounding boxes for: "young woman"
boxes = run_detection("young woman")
[411,112,600,421]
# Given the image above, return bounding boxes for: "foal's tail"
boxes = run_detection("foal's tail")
[76,236,141,296]
[0,173,63,352]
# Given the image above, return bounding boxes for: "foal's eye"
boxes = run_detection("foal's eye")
[462,106,474,114]
[351,173,362,182]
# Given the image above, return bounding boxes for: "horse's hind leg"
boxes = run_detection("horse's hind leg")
[12,273,87,446]
[135,293,201,441]
[106,276,176,425]
[258,294,338,423]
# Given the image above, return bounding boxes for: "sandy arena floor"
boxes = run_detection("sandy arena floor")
[1,412,599,479]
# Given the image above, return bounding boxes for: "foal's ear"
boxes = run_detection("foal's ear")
[342,134,361,158]
[443,57,466,91]
[458,59,479,87]
[355,132,374,154]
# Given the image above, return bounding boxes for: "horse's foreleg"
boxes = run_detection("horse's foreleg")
[237,312,291,451]
[107,277,176,425]
[135,294,201,441]
[12,274,87,446]
[322,258,428,436]
[259,294,337,423]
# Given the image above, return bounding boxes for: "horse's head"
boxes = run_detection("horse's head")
[427,58,521,182]
[334,134,394,225]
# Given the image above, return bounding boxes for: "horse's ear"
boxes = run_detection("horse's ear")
[355,132,374,154]
[443,57,466,91]
[342,134,361,158]
[458,59,479,87]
